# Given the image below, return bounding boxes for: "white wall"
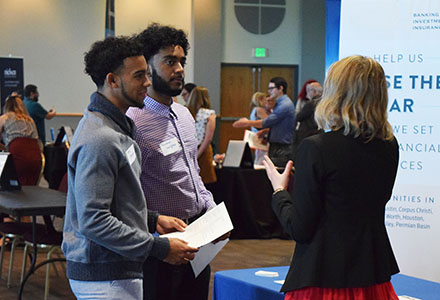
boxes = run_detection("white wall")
[115,0,194,84]
[0,0,104,113]
[222,0,302,65]
[0,0,194,114]
[1,0,326,114]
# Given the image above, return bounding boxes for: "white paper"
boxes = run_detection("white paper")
[398,296,422,300]
[161,203,233,277]
[254,270,279,277]
[244,130,269,151]
[191,239,229,277]
[161,202,233,248]
[274,280,285,285]
[0,154,8,175]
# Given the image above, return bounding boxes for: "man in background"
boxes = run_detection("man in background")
[233,77,296,167]
[127,23,226,300]
[62,36,197,299]
[23,84,56,144]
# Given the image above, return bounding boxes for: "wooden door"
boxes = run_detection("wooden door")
[218,64,298,153]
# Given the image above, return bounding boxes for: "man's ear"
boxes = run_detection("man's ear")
[106,73,119,88]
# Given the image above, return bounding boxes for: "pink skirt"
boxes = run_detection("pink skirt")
[285,281,399,300]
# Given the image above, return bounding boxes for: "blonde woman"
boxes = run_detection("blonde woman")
[263,56,399,300]
[0,95,41,186]
[249,92,268,133]
[0,95,38,148]
[187,86,217,184]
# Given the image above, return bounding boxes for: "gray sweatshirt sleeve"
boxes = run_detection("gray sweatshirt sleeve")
[72,138,169,260]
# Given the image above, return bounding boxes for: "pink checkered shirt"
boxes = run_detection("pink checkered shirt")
[126,96,216,219]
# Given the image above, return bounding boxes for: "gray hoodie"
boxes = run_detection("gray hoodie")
[62,92,169,281]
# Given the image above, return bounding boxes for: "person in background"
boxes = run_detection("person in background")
[293,81,323,160]
[0,95,41,187]
[247,92,268,165]
[249,92,268,133]
[23,84,56,144]
[264,93,276,114]
[127,23,229,300]
[181,82,196,104]
[263,55,400,300]
[62,35,197,300]
[233,77,295,167]
[295,79,318,114]
[0,95,38,149]
[187,86,217,185]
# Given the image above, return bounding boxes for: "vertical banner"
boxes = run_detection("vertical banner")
[0,56,24,113]
[339,0,440,282]
[105,0,115,37]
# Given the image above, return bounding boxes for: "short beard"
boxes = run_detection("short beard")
[151,67,184,97]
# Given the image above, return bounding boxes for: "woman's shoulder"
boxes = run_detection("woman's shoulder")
[198,108,215,117]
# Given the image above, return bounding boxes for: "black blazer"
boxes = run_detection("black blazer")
[273,130,399,292]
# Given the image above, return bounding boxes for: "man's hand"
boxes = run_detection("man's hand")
[164,238,198,265]
[232,118,250,128]
[157,215,186,235]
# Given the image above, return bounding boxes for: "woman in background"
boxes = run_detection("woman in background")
[0,95,42,187]
[293,81,323,160]
[296,79,318,114]
[263,55,400,300]
[249,92,269,165]
[181,82,197,104]
[249,92,268,133]
[187,86,217,184]
[0,95,39,148]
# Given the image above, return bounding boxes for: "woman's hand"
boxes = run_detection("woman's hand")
[262,155,293,191]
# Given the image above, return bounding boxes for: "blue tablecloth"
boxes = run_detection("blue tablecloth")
[213,266,440,300]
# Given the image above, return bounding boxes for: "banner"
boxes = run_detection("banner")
[339,0,440,282]
[0,56,24,113]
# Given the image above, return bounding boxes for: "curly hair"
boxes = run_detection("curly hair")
[136,23,189,62]
[84,36,143,88]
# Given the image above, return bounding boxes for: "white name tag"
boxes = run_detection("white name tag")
[125,144,136,165]
[160,137,181,156]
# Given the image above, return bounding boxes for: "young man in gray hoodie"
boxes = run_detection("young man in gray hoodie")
[62,36,197,299]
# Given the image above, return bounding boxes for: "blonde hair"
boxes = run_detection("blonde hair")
[4,96,33,122]
[315,55,393,142]
[250,92,265,108]
[187,86,211,119]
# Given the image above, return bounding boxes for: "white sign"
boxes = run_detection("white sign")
[340,0,440,282]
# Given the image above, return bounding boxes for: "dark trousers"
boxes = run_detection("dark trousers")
[268,142,293,167]
[143,256,210,300]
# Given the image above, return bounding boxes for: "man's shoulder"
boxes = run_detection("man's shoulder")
[274,95,294,113]
[71,112,126,155]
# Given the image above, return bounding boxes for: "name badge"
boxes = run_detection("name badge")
[126,144,136,165]
[160,137,181,156]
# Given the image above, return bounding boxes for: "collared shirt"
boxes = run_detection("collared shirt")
[126,96,216,219]
[24,97,48,143]
[262,94,296,144]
